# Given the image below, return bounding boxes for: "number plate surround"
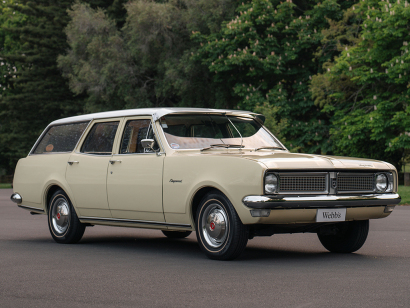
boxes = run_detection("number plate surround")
[316,208,346,222]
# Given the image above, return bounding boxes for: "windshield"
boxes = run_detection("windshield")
[159,114,283,150]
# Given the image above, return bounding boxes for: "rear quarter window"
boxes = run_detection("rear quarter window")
[32,122,89,154]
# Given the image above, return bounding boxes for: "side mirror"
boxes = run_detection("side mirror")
[141,139,155,150]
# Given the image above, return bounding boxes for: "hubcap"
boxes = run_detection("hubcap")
[52,198,70,234]
[201,203,228,248]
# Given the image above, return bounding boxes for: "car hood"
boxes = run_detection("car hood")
[240,152,393,170]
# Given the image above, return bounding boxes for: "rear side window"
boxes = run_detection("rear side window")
[81,122,119,155]
[33,122,89,154]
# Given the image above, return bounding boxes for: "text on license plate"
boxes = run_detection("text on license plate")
[316,208,346,222]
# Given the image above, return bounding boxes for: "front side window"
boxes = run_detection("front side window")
[119,119,159,154]
[160,114,283,150]
[33,122,89,154]
[81,122,119,155]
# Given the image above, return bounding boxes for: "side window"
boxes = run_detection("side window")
[120,119,159,154]
[33,122,89,154]
[81,122,119,155]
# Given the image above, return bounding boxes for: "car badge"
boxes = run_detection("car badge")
[331,178,337,189]
[169,179,182,183]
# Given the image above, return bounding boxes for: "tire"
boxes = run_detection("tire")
[162,230,192,239]
[195,191,248,260]
[317,220,369,253]
[48,189,85,244]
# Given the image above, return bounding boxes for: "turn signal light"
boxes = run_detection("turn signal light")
[250,209,271,217]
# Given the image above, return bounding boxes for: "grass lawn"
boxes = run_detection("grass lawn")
[0,183,12,189]
[398,185,410,205]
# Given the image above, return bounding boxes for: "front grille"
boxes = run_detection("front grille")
[337,173,375,192]
[278,173,327,193]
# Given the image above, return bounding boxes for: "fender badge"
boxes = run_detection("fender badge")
[170,179,182,183]
[359,164,374,167]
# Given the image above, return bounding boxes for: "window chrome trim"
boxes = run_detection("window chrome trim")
[73,152,113,157]
[29,152,74,155]
[113,152,156,156]
[78,216,191,229]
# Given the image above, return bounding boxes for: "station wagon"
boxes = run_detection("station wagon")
[10,108,401,260]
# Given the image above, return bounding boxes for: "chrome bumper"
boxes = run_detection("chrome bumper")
[242,193,401,209]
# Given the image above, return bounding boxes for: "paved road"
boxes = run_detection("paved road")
[1,188,409,308]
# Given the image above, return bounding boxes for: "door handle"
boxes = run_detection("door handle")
[67,161,79,165]
[109,160,122,164]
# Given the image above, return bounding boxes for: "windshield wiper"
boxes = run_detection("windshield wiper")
[254,146,284,151]
[201,144,244,151]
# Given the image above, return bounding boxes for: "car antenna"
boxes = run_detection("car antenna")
[224,113,243,151]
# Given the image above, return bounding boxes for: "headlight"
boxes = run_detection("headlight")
[265,173,278,194]
[375,173,388,192]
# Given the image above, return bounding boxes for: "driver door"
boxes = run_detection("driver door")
[106,117,165,223]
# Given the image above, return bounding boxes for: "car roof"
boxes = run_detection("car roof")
[50,107,258,125]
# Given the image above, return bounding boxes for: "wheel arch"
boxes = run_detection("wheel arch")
[190,186,226,227]
[44,184,71,214]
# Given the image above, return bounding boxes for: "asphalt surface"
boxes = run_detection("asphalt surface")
[1,188,409,308]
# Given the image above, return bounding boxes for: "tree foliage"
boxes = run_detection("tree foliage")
[192,0,354,153]
[311,0,410,168]
[1,0,409,173]
[58,0,240,113]
[0,0,120,173]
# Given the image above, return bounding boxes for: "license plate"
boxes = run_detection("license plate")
[316,208,346,222]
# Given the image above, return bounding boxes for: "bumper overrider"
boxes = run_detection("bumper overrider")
[10,193,22,203]
[242,193,401,209]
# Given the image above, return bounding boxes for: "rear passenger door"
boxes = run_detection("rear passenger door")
[106,117,165,223]
[66,119,122,218]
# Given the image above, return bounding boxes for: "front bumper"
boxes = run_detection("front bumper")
[242,193,401,209]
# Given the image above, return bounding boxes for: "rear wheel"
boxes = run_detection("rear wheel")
[162,230,192,239]
[195,191,248,260]
[48,189,85,244]
[318,220,369,253]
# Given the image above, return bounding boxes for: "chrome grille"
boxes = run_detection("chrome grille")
[337,173,374,192]
[278,173,327,193]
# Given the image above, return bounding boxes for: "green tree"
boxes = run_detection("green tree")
[0,1,30,174]
[311,0,410,168]
[0,0,123,173]
[58,0,240,113]
[193,0,354,153]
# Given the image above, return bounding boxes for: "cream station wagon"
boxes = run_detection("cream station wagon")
[10,108,401,260]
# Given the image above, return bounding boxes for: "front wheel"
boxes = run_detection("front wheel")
[48,190,85,244]
[317,220,369,253]
[196,191,248,260]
